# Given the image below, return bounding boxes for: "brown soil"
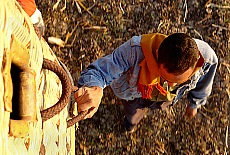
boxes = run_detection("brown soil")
[37,0,229,154]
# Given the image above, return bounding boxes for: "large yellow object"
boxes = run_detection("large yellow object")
[0,0,76,154]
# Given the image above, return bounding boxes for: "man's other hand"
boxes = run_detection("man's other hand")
[185,105,197,119]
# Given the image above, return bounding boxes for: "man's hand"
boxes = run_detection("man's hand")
[74,86,103,119]
[185,105,197,119]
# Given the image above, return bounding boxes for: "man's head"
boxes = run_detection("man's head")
[157,33,200,86]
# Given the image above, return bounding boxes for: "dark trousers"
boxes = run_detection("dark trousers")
[122,98,172,125]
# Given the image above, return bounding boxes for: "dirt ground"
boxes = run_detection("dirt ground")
[37,0,229,154]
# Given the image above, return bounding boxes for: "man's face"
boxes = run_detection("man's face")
[158,64,194,87]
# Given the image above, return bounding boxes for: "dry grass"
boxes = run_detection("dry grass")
[37,0,229,154]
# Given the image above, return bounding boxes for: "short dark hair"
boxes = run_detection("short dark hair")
[157,33,199,75]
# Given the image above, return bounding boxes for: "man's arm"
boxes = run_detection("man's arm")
[187,62,218,108]
[78,39,139,88]
[75,37,141,119]
[185,41,218,119]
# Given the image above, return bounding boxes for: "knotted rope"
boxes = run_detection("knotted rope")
[41,58,88,127]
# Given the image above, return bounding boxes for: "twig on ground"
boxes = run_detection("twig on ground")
[206,36,215,42]
[156,123,163,136]
[48,23,79,48]
[79,55,85,72]
[78,54,85,60]
[82,3,96,13]
[218,63,223,76]
[155,138,168,154]
[224,126,228,155]
[221,62,230,68]
[202,106,217,113]
[64,22,79,45]
[183,0,188,22]
[226,89,230,101]
[84,26,107,31]
[170,107,176,117]
[119,2,125,14]
[219,49,226,58]
[68,49,73,61]
[206,3,230,9]
[208,93,219,99]
[212,24,228,31]
[199,111,217,120]
[53,0,66,11]
[157,21,164,31]
[53,0,61,10]
[65,33,78,47]
[74,0,82,13]
[221,62,230,74]
[60,0,66,12]
[76,0,96,18]
[196,15,211,25]
[157,21,170,32]
[194,29,203,40]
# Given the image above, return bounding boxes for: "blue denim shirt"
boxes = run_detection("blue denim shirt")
[78,35,218,108]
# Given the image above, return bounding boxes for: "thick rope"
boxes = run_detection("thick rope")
[67,111,88,128]
[41,58,88,127]
[41,58,72,121]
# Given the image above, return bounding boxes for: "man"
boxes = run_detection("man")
[74,33,218,132]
